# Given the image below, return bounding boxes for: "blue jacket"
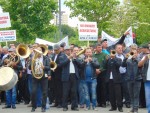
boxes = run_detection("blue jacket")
[122,58,142,81]
[80,57,100,80]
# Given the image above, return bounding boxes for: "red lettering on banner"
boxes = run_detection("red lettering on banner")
[80,29,96,33]
[0,16,9,20]
[80,24,96,28]
[0,31,14,36]
[0,21,7,24]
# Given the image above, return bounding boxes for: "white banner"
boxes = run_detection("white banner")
[78,21,98,41]
[0,30,16,42]
[123,26,133,47]
[101,27,133,47]
[0,12,11,28]
[35,36,69,47]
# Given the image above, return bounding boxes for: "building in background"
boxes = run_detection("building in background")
[54,11,68,26]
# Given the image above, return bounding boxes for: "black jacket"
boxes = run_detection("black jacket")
[106,57,122,83]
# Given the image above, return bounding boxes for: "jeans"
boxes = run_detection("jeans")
[128,81,141,110]
[83,79,97,108]
[6,85,16,107]
[145,81,150,113]
[78,80,85,105]
[28,74,32,95]
[28,75,42,106]
[121,74,130,104]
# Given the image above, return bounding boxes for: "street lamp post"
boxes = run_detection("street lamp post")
[59,0,62,40]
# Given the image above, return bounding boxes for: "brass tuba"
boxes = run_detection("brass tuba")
[38,44,48,56]
[16,44,31,58]
[31,49,44,79]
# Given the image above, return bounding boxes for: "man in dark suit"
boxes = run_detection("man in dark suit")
[60,45,81,111]
[51,44,65,108]
[31,47,51,112]
[106,50,123,112]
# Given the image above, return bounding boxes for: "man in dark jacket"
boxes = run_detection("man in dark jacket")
[106,50,123,112]
[60,45,81,111]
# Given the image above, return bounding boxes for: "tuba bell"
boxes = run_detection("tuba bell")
[38,44,48,56]
[16,44,31,58]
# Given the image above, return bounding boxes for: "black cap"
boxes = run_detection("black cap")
[101,39,107,43]
[141,44,149,49]
[60,42,66,47]
[48,45,53,50]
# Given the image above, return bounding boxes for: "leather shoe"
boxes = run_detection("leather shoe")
[71,107,79,111]
[12,106,16,109]
[41,108,46,112]
[101,104,106,108]
[31,108,35,112]
[118,108,123,112]
[2,106,11,109]
[126,104,131,108]
[57,105,62,108]
[109,108,116,111]
[63,108,68,111]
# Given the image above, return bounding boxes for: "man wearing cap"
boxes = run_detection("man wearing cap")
[60,45,81,111]
[47,45,55,104]
[30,47,51,112]
[60,42,66,52]
[138,46,150,113]
[51,44,65,108]
[101,32,129,55]
[138,45,149,108]
[2,48,23,109]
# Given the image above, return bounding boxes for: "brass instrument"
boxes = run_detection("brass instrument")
[49,58,57,71]
[31,49,44,79]
[3,53,20,67]
[76,47,86,56]
[126,51,134,59]
[16,44,31,58]
[39,44,48,56]
[110,50,116,57]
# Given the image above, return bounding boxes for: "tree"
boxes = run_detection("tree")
[61,24,76,37]
[107,4,137,37]
[64,0,119,35]
[130,0,150,44]
[0,0,57,43]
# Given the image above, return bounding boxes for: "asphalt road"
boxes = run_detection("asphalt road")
[0,103,147,113]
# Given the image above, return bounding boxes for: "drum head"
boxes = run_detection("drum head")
[0,67,18,91]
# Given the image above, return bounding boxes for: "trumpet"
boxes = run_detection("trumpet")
[110,50,116,57]
[126,51,134,59]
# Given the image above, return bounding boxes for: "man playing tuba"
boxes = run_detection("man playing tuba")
[30,47,51,112]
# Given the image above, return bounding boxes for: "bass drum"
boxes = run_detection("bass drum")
[0,67,18,91]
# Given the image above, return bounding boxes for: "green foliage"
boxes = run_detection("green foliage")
[108,4,137,38]
[65,0,119,35]
[0,0,57,43]
[61,24,76,37]
[130,0,150,44]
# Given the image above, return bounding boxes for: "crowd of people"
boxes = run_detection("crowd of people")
[0,33,150,113]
